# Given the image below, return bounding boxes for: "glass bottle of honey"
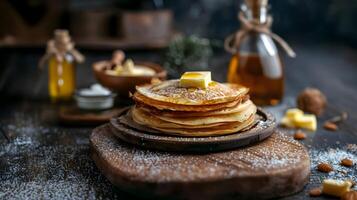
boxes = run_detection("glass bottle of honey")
[225,0,295,105]
[48,50,76,101]
[40,30,84,102]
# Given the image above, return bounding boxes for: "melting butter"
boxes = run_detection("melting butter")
[179,71,212,89]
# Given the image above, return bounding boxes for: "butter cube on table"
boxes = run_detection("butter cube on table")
[180,71,212,89]
[294,114,317,131]
[286,108,304,121]
[280,116,295,128]
[322,179,352,197]
[280,108,317,131]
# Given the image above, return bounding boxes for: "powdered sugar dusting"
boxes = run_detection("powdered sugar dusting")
[309,146,357,188]
[137,80,243,105]
[0,142,122,199]
[91,125,308,182]
[0,111,121,199]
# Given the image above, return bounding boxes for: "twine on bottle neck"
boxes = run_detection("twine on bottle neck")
[39,30,85,69]
[224,12,296,58]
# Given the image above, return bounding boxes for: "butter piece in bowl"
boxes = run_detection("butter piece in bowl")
[93,52,166,97]
[106,59,156,77]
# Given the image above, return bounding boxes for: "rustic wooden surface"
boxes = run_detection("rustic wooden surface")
[91,124,310,199]
[1,43,357,199]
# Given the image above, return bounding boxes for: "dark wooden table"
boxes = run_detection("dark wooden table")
[1,42,357,199]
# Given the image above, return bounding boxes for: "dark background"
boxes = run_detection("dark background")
[171,0,357,45]
[3,0,357,42]
[1,0,357,99]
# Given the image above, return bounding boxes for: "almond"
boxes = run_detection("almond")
[317,163,333,173]
[309,187,322,197]
[324,121,338,131]
[341,158,354,167]
[294,130,306,140]
[341,191,357,200]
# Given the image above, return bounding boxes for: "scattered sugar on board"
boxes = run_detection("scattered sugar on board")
[91,127,307,182]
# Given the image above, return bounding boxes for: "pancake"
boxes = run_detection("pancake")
[136,80,249,105]
[118,111,165,135]
[120,109,258,137]
[131,106,248,129]
[129,78,258,137]
[151,115,256,137]
[153,103,257,126]
[133,92,244,112]
[139,99,253,118]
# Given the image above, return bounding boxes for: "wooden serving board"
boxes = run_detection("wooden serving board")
[58,106,124,125]
[110,108,276,152]
[90,124,310,200]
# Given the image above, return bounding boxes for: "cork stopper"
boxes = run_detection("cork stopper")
[54,29,72,53]
[244,0,268,20]
[244,0,268,9]
[38,29,84,68]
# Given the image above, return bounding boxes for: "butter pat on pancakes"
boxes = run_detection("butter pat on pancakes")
[180,71,211,89]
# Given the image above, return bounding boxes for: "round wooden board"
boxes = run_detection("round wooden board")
[109,108,276,152]
[58,106,125,125]
[90,124,310,200]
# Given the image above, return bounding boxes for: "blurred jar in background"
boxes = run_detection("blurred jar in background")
[48,50,76,101]
[40,30,84,102]
[225,0,295,106]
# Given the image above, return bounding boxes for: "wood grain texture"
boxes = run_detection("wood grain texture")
[90,124,310,200]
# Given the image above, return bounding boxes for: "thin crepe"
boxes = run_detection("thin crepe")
[136,80,249,105]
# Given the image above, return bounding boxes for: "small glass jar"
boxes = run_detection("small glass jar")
[48,53,76,101]
[40,30,84,102]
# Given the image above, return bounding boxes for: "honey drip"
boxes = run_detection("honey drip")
[227,53,284,105]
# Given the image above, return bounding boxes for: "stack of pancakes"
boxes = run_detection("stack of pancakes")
[131,80,257,137]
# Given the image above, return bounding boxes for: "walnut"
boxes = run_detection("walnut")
[297,88,327,116]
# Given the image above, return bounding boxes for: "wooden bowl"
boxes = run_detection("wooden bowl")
[93,61,167,97]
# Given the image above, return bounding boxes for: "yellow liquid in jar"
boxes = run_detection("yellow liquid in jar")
[227,54,284,106]
[48,56,76,101]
